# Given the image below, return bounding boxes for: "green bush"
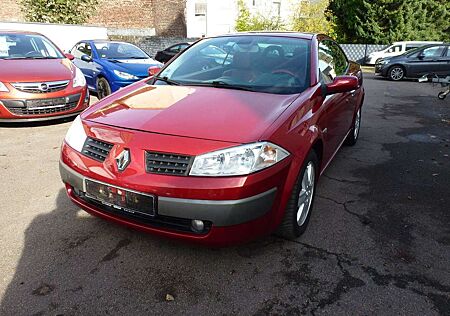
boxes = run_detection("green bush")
[328,0,450,44]
[21,0,98,24]
[235,0,284,32]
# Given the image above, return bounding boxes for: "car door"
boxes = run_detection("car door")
[318,40,353,162]
[406,45,447,77]
[70,42,95,89]
[436,46,450,76]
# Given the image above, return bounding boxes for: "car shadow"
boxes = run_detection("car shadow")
[0,188,284,315]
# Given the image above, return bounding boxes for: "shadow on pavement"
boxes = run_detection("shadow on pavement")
[0,189,284,315]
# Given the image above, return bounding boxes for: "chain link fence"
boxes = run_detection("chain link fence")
[340,44,387,64]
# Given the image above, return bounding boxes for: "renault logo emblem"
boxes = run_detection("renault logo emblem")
[116,149,131,172]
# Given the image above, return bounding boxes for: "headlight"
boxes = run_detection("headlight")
[0,81,9,92]
[380,59,390,65]
[189,142,290,176]
[73,67,86,88]
[114,70,139,80]
[64,115,87,152]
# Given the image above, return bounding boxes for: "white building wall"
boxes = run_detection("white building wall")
[186,0,303,38]
[0,22,108,52]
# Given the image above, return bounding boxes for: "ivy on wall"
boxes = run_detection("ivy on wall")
[21,0,98,24]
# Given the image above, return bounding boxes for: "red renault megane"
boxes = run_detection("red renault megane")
[60,33,364,246]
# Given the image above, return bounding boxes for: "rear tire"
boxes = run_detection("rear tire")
[345,107,362,146]
[388,65,405,81]
[96,77,111,99]
[275,151,319,239]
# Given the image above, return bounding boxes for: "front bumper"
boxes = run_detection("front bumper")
[0,86,89,121]
[110,78,145,92]
[60,161,277,227]
[375,63,389,76]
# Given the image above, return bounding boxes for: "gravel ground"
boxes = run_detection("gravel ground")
[0,74,449,315]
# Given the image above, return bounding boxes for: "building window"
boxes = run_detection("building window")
[273,1,281,16]
[195,1,207,16]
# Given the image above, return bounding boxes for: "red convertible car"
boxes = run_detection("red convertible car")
[0,31,89,122]
[60,33,364,246]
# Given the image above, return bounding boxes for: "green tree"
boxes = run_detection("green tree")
[235,0,284,32]
[291,0,335,36]
[21,0,98,24]
[327,0,450,44]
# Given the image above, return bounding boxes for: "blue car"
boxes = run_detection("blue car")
[69,40,162,99]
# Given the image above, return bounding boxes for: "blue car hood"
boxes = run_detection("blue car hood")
[104,59,162,77]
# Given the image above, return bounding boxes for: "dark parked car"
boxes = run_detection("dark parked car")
[154,42,191,63]
[375,43,450,81]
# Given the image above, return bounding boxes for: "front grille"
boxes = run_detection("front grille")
[12,80,70,93]
[74,190,211,235]
[81,137,114,162]
[2,93,80,116]
[146,151,194,176]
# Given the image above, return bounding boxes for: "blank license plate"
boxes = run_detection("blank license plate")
[85,179,155,217]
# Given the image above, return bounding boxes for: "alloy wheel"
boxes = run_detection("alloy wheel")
[297,162,315,226]
[97,79,111,99]
[390,67,404,81]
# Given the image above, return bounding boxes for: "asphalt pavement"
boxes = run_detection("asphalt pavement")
[0,74,449,315]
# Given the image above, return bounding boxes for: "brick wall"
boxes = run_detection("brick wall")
[0,0,186,37]
[109,35,198,58]
[0,0,24,22]
[84,0,188,36]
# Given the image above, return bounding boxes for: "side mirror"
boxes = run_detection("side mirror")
[81,54,92,62]
[324,75,359,96]
[64,53,75,60]
[418,53,425,60]
[148,65,162,77]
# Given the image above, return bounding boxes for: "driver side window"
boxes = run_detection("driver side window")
[72,42,90,59]
[388,45,401,53]
[168,45,181,53]
[422,46,445,58]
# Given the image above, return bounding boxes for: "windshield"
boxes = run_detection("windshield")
[94,42,149,59]
[0,33,64,60]
[156,35,311,95]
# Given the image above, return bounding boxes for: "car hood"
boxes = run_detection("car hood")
[0,58,74,82]
[82,83,299,143]
[103,59,162,77]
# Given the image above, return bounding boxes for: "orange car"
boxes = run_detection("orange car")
[0,31,89,122]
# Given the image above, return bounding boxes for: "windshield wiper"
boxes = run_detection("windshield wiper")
[153,76,181,86]
[189,80,256,92]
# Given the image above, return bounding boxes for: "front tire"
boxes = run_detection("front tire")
[388,66,405,81]
[96,77,111,99]
[276,151,319,239]
[345,107,362,146]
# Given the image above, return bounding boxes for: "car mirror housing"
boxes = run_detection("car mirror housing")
[81,55,92,62]
[324,76,359,96]
[64,53,75,60]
